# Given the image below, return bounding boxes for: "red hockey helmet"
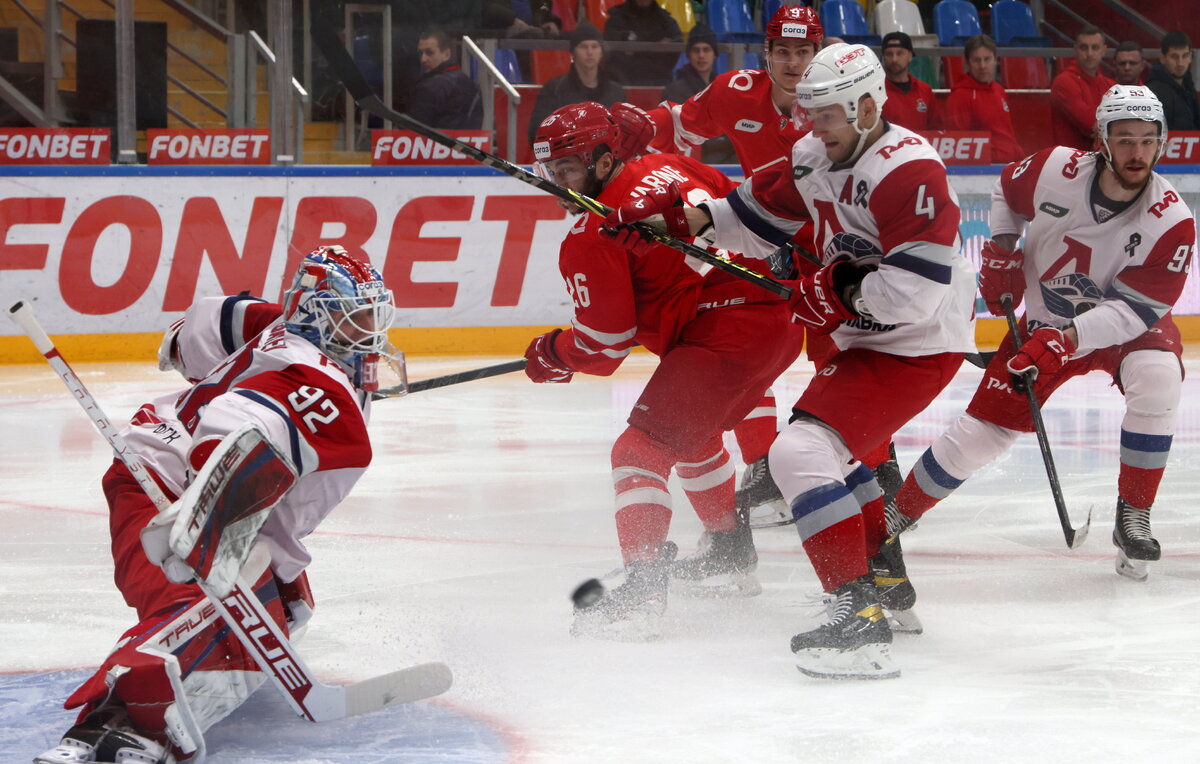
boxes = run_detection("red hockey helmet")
[532,102,621,164]
[766,5,824,47]
[609,102,656,161]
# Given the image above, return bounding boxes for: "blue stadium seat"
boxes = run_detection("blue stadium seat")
[990,0,1052,47]
[707,0,759,43]
[511,0,533,24]
[933,0,982,47]
[819,0,882,46]
[470,48,524,85]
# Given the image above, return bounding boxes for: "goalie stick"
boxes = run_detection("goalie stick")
[8,300,453,723]
[374,359,526,399]
[1000,296,1092,549]
[307,13,792,299]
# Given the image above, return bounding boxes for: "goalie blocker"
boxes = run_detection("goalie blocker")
[141,424,297,598]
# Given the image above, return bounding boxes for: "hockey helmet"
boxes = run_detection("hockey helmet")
[1095,84,1167,162]
[794,43,887,158]
[765,5,824,47]
[532,102,621,165]
[282,245,397,388]
[609,102,656,161]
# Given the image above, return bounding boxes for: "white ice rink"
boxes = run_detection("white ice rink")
[2,354,1198,763]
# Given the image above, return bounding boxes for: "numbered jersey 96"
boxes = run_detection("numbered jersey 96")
[122,295,370,583]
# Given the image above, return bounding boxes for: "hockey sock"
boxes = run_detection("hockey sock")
[732,392,777,464]
[791,481,869,591]
[676,438,738,533]
[1117,430,1171,509]
[844,463,887,556]
[896,448,964,521]
[612,427,676,563]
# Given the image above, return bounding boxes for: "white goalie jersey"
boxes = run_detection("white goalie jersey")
[125,294,373,583]
[990,146,1196,353]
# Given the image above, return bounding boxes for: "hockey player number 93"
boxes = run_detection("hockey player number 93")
[287,385,341,433]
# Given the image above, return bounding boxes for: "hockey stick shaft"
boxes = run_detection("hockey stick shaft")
[1000,297,1090,549]
[7,300,451,721]
[308,20,791,299]
[375,359,526,399]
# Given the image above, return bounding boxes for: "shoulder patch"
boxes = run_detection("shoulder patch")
[1038,202,1069,218]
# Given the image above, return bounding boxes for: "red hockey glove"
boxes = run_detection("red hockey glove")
[609,102,656,161]
[978,240,1026,317]
[600,224,658,257]
[1007,326,1076,392]
[601,180,691,238]
[786,260,860,335]
[524,329,575,383]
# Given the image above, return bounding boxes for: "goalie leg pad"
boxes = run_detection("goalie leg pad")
[156,424,297,598]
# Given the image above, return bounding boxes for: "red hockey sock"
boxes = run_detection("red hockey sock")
[612,427,676,563]
[732,392,777,464]
[676,439,737,532]
[803,516,869,591]
[895,472,939,520]
[1118,464,1165,510]
[860,496,887,557]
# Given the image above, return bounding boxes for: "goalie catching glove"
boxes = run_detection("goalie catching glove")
[1007,326,1076,392]
[978,240,1025,316]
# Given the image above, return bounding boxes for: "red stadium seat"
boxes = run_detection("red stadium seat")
[1001,55,1049,89]
[530,49,572,84]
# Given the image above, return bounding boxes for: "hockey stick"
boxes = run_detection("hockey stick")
[374,359,526,399]
[8,300,453,722]
[1000,296,1092,549]
[308,16,791,300]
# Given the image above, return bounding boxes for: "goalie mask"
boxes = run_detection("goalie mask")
[282,245,399,391]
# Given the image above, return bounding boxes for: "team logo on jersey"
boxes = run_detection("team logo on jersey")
[1039,202,1069,217]
[735,119,763,132]
[917,100,928,112]
[1040,273,1102,320]
[793,164,814,180]
[824,232,882,266]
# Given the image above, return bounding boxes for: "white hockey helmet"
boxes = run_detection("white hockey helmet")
[794,43,887,158]
[1095,84,1167,162]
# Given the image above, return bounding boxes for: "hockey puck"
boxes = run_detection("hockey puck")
[571,578,605,610]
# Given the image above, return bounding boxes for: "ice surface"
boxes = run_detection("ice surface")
[2,356,1197,763]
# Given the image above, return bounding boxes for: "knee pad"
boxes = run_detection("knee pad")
[1121,350,1182,422]
[768,418,853,505]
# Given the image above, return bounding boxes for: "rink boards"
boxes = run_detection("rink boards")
[1,165,1199,362]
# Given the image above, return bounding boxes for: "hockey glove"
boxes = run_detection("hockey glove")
[524,328,575,383]
[601,180,692,239]
[978,240,1026,317]
[1007,326,1076,392]
[601,225,658,257]
[609,102,656,161]
[786,260,862,335]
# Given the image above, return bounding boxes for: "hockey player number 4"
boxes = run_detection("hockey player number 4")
[914,184,935,220]
[287,385,340,433]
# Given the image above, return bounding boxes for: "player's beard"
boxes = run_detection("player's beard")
[1112,159,1151,191]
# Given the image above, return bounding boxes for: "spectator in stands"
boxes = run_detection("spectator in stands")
[604,0,683,86]
[1113,41,1146,86]
[1147,30,1200,130]
[527,24,627,143]
[879,32,939,131]
[944,34,1025,162]
[410,27,483,130]
[662,23,717,103]
[1050,25,1115,151]
[660,24,736,164]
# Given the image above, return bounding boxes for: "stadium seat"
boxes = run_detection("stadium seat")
[1000,55,1049,88]
[933,0,981,46]
[552,0,578,31]
[990,0,1052,47]
[942,54,969,88]
[707,0,759,42]
[530,49,572,84]
[470,49,524,84]
[662,0,696,34]
[511,0,533,24]
[820,0,881,46]
[876,0,926,36]
[584,0,623,30]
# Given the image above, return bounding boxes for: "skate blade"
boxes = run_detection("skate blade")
[886,608,923,635]
[794,643,900,680]
[570,610,663,642]
[671,571,762,599]
[1115,550,1149,582]
[743,499,794,529]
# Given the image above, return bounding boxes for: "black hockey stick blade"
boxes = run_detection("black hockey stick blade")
[309,16,790,300]
[1001,297,1091,549]
[374,359,527,399]
[964,350,995,369]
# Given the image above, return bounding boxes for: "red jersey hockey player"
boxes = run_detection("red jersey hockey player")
[609,45,977,677]
[35,246,400,764]
[526,102,799,640]
[891,86,1196,583]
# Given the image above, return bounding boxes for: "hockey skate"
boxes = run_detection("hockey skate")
[34,705,175,764]
[736,455,791,528]
[671,514,762,598]
[869,536,923,635]
[791,577,899,680]
[884,497,917,540]
[571,547,674,642]
[1112,499,1161,582]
